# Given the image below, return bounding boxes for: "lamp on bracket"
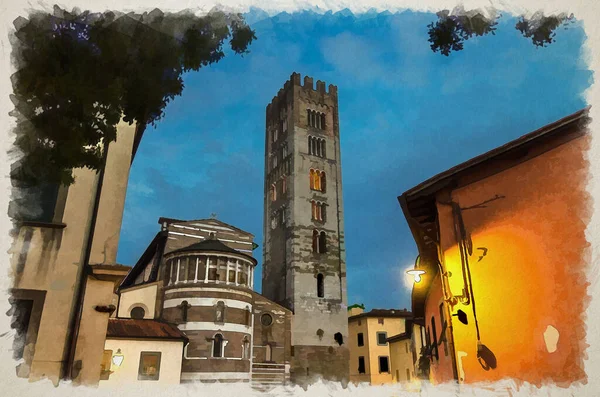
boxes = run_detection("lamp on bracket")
[406,255,426,283]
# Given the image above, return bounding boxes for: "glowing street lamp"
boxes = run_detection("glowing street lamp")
[112,349,124,367]
[406,256,426,283]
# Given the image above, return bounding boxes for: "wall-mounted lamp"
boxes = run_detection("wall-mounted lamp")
[406,256,426,283]
[112,349,124,367]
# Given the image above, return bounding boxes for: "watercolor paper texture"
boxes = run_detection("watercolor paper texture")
[0,0,599,396]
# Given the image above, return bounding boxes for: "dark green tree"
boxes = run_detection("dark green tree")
[10,6,256,187]
[428,7,575,56]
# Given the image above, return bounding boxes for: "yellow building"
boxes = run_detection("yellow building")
[347,306,413,385]
[8,119,138,386]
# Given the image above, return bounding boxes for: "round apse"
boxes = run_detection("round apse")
[130,306,146,319]
[260,313,273,326]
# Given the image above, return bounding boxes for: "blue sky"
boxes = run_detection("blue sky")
[116,9,591,311]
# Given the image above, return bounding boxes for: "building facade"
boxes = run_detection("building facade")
[262,72,349,386]
[399,108,590,386]
[106,217,292,387]
[8,119,138,386]
[347,307,414,385]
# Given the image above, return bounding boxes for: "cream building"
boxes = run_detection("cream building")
[347,307,414,385]
[8,120,138,386]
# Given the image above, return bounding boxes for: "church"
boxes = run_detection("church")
[98,73,350,388]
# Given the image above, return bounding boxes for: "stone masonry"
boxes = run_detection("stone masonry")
[262,73,349,387]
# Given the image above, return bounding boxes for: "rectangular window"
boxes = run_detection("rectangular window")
[100,350,112,380]
[228,269,236,283]
[406,368,411,381]
[138,352,161,380]
[208,267,218,281]
[378,356,390,373]
[377,332,388,346]
[357,333,364,347]
[378,318,384,325]
[358,356,366,374]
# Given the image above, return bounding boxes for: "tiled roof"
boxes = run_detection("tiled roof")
[106,319,187,341]
[387,332,411,342]
[348,308,413,321]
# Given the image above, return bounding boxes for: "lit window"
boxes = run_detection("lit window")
[138,352,161,380]
[271,183,277,201]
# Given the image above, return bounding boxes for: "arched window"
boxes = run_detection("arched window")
[312,230,319,253]
[321,139,326,158]
[130,306,145,319]
[320,203,326,222]
[314,170,322,191]
[282,176,287,195]
[320,113,326,130]
[311,200,317,220]
[215,301,225,323]
[320,172,326,192]
[307,109,311,127]
[317,273,324,298]
[242,336,251,359]
[319,232,327,253]
[311,111,316,128]
[213,333,224,358]
[265,344,272,362]
[309,169,315,190]
[271,183,277,202]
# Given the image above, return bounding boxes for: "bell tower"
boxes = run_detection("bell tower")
[262,73,349,386]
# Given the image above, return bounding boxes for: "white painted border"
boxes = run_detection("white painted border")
[181,372,250,380]
[165,287,253,298]
[178,322,252,333]
[164,297,252,310]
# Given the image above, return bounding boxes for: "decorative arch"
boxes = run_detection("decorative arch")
[213,333,224,358]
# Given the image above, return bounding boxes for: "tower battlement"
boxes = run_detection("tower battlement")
[266,72,338,118]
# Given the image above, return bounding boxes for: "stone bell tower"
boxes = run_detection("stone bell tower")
[262,72,349,386]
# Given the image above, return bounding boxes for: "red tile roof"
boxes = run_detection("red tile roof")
[107,319,187,341]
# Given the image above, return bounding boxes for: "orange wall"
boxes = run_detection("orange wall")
[434,135,589,387]
[423,275,455,383]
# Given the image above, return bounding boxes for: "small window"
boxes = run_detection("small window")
[261,313,273,326]
[271,183,277,201]
[242,336,251,359]
[378,318,384,325]
[378,356,390,373]
[138,352,161,380]
[312,230,319,253]
[358,356,366,374]
[317,273,324,298]
[213,333,224,358]
[334,332,343,345]
[319,231,327,253]
[228,269,236,283]
[377,332,388,346]
[357,333,364,347]
[100,350,112,380]
[215,301,225,323]
[130,306,145,320]
[406,368,411,381]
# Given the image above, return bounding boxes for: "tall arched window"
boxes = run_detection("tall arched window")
[213,333,224,358]
[312,230,319,253]
[317,273,324,298]
[265,344,272,362]
[215,301,225,323]
[271,183,277,202]
[165,261,172,285]
[320,113,326,130]
[311,200,317,220]
[281,176,287,194]
[245,306,252,326]
[321,139,326,157]
[320,172,326,192]
[319,231,327,253]
[242,336,251,359]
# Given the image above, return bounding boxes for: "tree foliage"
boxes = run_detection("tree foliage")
[10,6,256,186]
[428,7,576,56]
